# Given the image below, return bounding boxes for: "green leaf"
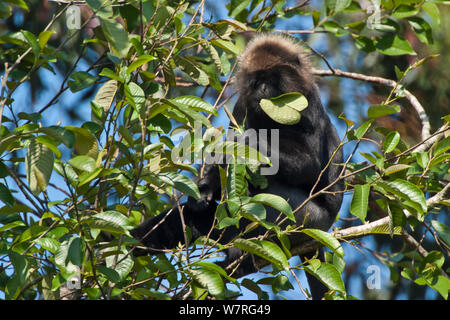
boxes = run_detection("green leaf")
[97,265,121,283]
[384,131,400,153]
[100,18,130,58]
[204,140,270,166]
[392,5,419,18]
[127,55,156,74]
[353,119,374,139]
[35,135,61,158]
[132,288,171,300]
[241,202,266,221]
[384,164,411,175]
[227,164,247,198]
[118,125,135,146]
[0,221,25,232]
[234,238,289,271]
[68,72,98,93]
[272,92,309,112]
[34,238,60,253]
[367,104,401,118]
[322,21,349,37]
[105,246,134,280]
[387,179,427,214]
[78,167,103,187]
[173,55,209,86]
[170,96,218,116]
[0,160,8,178]
[353,35,376,52]
[39,126,76,148]
[21,30,39,64]
[211,39,241,55]
[251,193,295,222]
[434,137,450,157]
[415,152,428,169]
[3,0,28,10]
[157,172,200,200]
[331,253,346,274]
[216,204,239,229]
[18,112,41,121]
[99,68,123,82]
[54,239,70,267]
[91,211,133,234]
[241,278,269,300]
[201,41,223,73]
[301,228,345,257]
[0,183,15,208]
[163,98,211,127]
[260,92,308,125]
[431,220,450,247]
[26,138,54,195]
[68,237,85,267]
[394,65,404,80]
[66,126,99,159]
[335,0,352,12]
[192,261,237,284]
[38,30,53,49]
[375,35,416,56]
[0,3,12,19]
[125,82,146,115]
[350,184,370,223]
[229,0,251,17]
[91,80,117,124]
[256,275,294,295]
[422,2,440,24]
[428,275,449,299]
[190,268,225,298]
[8,252,28,283]
[85,0,113,18]
[407,17,433,45]
[15,224,46,244]
[305,262,346,293]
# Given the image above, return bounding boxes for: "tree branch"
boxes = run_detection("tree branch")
[235,180,450,276]
[312,68,431,141]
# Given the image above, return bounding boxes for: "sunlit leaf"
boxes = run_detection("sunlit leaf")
[234,238,289,271]
[375,35,416,56]
[68,72,98,93]
[26,138,54,195]
[0,183,15,208]
[305,262,345,293]
[301,228,345,257]
[190,268,225,298]
[251,193,295,222]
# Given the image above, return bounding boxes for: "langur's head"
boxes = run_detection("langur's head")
[235,33,314,102]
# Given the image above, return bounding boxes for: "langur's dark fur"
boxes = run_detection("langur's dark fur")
[131,33,344,299]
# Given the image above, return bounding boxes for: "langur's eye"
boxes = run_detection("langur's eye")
[249,79,260,89]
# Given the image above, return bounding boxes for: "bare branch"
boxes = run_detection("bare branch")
[313,68,431,140]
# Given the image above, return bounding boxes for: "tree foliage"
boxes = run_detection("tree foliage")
[0,0,449,300]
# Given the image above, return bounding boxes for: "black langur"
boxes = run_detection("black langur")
[131,33,344,299]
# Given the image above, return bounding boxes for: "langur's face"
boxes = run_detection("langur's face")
[245,64,301,103]
[247,69,282,101]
